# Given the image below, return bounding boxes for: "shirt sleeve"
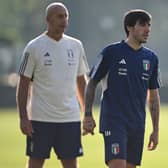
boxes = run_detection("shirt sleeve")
[77,42,90,76]
[18,43,36,79]
[89,46,111,82]
[149,54,162,89]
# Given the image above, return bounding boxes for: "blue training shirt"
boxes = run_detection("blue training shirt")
[90,41,161,132]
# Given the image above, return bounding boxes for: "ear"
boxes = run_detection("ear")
[127,26,132,32]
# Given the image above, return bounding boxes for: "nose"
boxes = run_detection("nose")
[63,15,68,23]
[146,23,151,33]
[147,26,151,32]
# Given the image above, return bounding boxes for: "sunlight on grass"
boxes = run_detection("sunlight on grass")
[0,106,168,168]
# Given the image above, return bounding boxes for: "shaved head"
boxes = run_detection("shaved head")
[46,2,69,19]
[45,2,69,38]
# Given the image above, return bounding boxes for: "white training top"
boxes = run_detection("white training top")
[19,33,89,122]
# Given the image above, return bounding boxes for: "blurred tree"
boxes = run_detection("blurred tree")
[0,0,45,43]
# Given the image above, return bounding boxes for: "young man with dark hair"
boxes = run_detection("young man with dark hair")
[83,9,161,168]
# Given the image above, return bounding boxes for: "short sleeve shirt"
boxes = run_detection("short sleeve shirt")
[90,41,161,131]
[19,34,89,122]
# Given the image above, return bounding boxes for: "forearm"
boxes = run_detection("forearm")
[77,75,87,112]
[85,79,97,116]
[16,76,30,119]
[148,89,160,132]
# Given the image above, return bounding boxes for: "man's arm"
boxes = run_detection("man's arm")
[85,78,98,115]
[76,75,88,112]
[147,89,160,150]
[16,75,32,136]
[83,78,98,135]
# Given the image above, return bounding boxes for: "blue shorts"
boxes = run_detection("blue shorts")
[102,121,144,165]
[26,121,83,160]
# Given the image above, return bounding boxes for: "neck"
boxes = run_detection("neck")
[46,30,63,41]
[125,37,142,50]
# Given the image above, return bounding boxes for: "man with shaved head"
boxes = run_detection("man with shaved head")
[16,2,89,168]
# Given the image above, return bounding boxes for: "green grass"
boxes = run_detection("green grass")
[0,105,168,168]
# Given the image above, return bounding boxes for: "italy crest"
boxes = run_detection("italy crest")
[143,60,150,71]
[111,143,120,155]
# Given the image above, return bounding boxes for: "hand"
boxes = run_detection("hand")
[148,131,159,150]
[20,117,33,137]
[82,116,96,135]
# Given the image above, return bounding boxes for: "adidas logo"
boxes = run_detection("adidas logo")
[119,59,126,64]
[44,52,50,57]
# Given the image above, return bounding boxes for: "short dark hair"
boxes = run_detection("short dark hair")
[124,9,152,36]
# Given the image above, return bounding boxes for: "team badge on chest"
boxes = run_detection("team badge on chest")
[67,49,76,65]
[143,60,150,71]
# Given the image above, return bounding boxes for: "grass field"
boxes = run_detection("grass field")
[0,105,168,168]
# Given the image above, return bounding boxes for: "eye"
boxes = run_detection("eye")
[138,22,151,27]
[148,23,151,27]
[57,13,68,19]
[139,22,146,26]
